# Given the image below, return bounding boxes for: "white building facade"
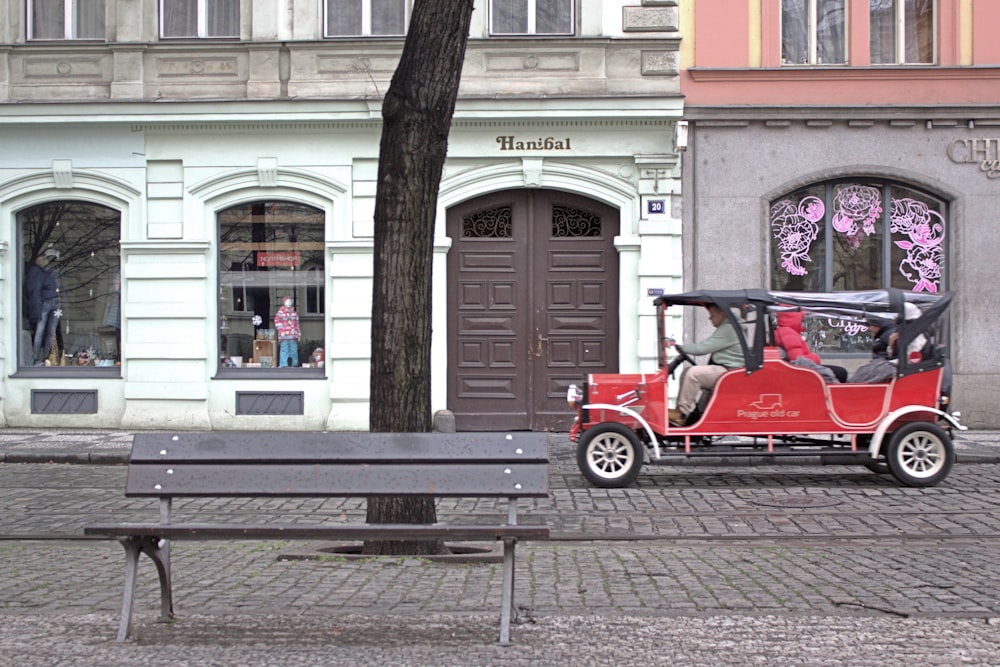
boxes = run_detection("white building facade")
[0,1,684,431]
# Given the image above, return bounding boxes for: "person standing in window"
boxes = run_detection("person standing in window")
[26,247,62,366]
[274,296,300,367]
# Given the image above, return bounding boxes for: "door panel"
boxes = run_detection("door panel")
[447,190,618,431]
[531,194,618,430]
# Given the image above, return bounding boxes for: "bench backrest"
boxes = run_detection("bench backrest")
[125,432,550,499]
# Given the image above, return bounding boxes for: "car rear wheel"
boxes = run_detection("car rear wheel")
[886,422,953,487]
[576,423,644,488]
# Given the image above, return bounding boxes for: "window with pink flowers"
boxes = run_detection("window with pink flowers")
[770,180,948,354]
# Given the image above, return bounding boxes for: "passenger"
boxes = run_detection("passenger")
[849,312,909,384]
[888,302,928,362]
[868,317,897,360]
[668,304,744,425]
[773,310,847,383]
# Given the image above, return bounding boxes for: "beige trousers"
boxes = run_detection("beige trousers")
[676,365,728,416]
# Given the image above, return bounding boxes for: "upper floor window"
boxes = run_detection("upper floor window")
[28,0,105,40]
[781,0,846,65]
[161,0,239,38]
[870,0,935,64]
[490,0,574,36]
[325,0,407,37]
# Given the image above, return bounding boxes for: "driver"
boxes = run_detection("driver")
[668,304,744,424]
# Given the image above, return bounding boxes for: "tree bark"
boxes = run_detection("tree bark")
[363,0,475,556]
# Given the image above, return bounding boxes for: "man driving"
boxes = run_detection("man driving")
[668,304,744,424]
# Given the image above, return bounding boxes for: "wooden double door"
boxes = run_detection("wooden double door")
[446,189,619,431]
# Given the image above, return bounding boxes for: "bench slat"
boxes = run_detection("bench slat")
[130,432,549,464]
[124,462,549,497]
[84,523,550,541]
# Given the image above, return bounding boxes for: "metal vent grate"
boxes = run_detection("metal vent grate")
[235,391,305,416]
[31,390,98,414]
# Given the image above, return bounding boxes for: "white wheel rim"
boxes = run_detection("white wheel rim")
[586,433,635,480]
[895,431,947,479]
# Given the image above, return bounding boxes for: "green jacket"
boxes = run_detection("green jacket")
[679,320,744,369]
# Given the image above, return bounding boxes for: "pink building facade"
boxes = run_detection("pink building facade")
[678,0,1000,427]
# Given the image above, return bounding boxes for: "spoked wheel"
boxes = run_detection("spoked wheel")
[886,422,954,487]
[576,423,644,488]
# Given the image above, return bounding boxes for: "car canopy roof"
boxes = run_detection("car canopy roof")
[653,288,953,375]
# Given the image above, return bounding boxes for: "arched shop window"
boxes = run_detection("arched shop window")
[770,180,948,355]
[218,201,326,370]
[19,201,122,369]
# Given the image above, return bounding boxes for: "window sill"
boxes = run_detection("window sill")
[12,367,121,379]
[214,367,327,380]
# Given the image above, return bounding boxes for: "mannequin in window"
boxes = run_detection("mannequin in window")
[274,296,300,367]
[26,247,62,366]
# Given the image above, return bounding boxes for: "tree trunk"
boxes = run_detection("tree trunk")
[363,0,475,556]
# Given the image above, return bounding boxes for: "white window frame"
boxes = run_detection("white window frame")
[27,0,104,40]
[781,0,846,65]
[159,0,240,39]
[879,0,936,64]
[489,0,575,37]
[323,0,409,38]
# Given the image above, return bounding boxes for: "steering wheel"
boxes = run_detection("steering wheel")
[667,347,697,378]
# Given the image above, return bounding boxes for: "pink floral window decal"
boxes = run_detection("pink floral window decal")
[771,180,947,293]
[890,197,945,292]
[770,196,824,276]
[832,184,882,250]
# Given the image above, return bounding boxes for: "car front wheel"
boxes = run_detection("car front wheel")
[886,422,954,487]
[576,423,644,488]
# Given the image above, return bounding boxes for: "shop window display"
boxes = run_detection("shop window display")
[218,201,325,371]
[19,201,122,369]
[770,179,948,357]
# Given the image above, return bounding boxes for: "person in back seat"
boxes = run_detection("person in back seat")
[774,310,847,383]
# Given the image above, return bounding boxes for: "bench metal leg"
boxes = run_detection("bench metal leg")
[115,536,173,641]
[498,537,517,645]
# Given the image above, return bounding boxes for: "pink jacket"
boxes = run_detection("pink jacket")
[774,311,821,364]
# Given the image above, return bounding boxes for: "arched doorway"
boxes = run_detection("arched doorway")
[446,189,620,431]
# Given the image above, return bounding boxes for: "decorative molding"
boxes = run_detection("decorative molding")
[622,6,679,33]
[484,52,581,73]
[155,56,240,78]
[21,55,106,79]
[257,157,279,187]
[641,50,678,76]
[134,122,383,134]
[52,159,73,188]
[687,66,1000,84]
[521,158,543,187]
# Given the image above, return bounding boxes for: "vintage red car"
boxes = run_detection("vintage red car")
[568,288,963,488]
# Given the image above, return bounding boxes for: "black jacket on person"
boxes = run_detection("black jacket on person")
[871,323,897,360]
[24,263,59,324]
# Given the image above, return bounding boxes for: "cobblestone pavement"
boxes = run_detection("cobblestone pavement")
[1,429,1000,665]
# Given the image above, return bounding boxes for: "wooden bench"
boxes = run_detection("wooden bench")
[84,431,550,644]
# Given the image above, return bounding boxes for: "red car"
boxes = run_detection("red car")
[569,288,963,488]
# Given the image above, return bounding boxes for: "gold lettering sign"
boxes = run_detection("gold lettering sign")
[947,138,1000,178]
